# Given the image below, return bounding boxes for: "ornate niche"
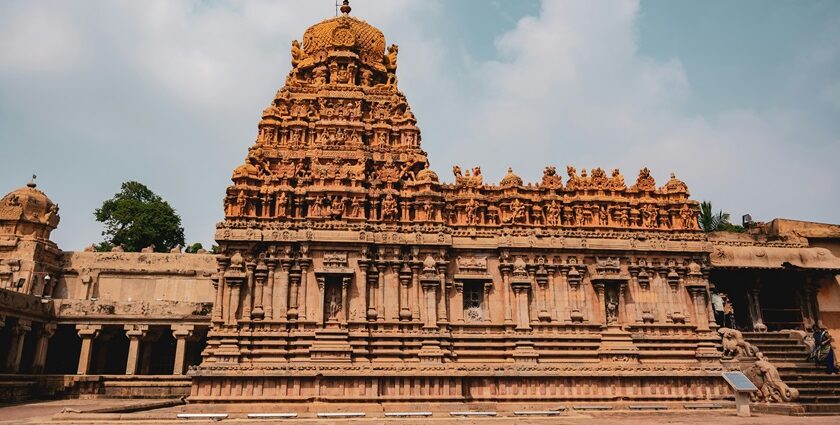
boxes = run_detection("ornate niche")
[455,256,492,323]
[315,252,354,326]
[590,258,630,326]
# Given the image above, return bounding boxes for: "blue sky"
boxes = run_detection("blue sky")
[1,0,838,250]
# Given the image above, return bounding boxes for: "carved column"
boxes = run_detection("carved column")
[172,325,194,375]
[548,266,559,323]
[411,264,421,321]
[227,277,243,326]
[688,287,710,331]
[341,276,351,324]
[356,259,369,322]
[252,261,267,320]
[366,265,378,321]
[124,324,149,375]
[437,265,448,323]
[316,275,326,324]
[287,266,301,320]
[805,275,824,328]
[242,261,255,320]
[452,281,465,323]
[76,325,101,375]
[512,283,531,330]
[211,257,228,324]
[299,258,310,321]
[422,281,438,329]
[482,282,492,323]
[536,271,550,322]
[6,319,31,373]
[500,264,513,324]
[746,275,767,332]
[593,282,606,324]
[31,323,56,374]
[399,264,412,321]
[666,269,686,324]
[278,259,291,320]
[566,267,584,322]
[377,263,386,321]
[265,258,277,321]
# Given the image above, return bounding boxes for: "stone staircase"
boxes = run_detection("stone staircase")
[743,331,840,414]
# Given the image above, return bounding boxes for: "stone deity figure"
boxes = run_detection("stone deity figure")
[291,40,305,67]
[465,198,479,225]
[275,192,288,218]
[508,199,525,223]
[381,195,398,221]
[546,201,560,226]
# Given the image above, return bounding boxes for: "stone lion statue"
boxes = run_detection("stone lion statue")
[745,352,799,403]
[719,327,758,358]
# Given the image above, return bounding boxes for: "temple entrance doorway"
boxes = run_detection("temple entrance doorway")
[44,324,81,374]
[710,270,805,331]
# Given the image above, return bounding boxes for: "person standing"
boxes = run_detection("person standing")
[711,291,725,327]
[812,324,838,374]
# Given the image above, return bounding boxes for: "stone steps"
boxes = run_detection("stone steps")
[742,332,840,414]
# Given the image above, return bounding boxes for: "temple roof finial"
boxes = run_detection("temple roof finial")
[27,174,37,188]
[340,0,351,15]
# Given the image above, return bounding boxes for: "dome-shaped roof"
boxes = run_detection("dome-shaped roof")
[416,164,439,183]
[302,12,386,67]
[0,177,60,228]
[500,167,523,187]
[661,172,689,194]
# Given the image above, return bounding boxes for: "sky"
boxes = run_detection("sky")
[1,0,838,250]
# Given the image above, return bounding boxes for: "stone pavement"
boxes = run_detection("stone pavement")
[1,401,840,425]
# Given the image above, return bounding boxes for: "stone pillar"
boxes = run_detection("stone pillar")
[265,259,277,321]
[366,266,378,321]
[316,275,326,324]
[452,281,465,323]
[211,259,227,324]
[593,282,606,324]
[341,276,351,324]
[242,261,255,320]
[76,325,101,375]
[228,278,242,325]
[6,319,31,373]
[422,281,438,329]
[500,264,513,324]
[287,266,301,320]
[437,266,448,323]
[746,275,767,332]
[691,287,711,331]
[377,263,386,321]
[482,282,492,323]
[299,259,310,320]
[356,261,369,322]
[124,324,149,375]
[278,259,291,320]
[252,261,267,320]
[536,273,550,322]
[805,275,824,328]
[411,264,421,321]
[512,283,531,330]
[399,264,412,321]
[31,323,57,374]
[172,325,194,375]
[548,267,560,323]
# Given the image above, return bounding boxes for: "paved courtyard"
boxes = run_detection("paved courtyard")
[1,400,839,425]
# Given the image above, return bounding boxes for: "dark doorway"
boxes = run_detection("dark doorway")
[146,328,176,375]
[44,324,81,374]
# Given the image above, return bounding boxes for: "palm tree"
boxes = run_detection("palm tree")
[699,201,735,232]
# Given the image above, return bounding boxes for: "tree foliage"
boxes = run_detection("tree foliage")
[699,201,745,233]
[94,181,185,252]
[185,242,204,254]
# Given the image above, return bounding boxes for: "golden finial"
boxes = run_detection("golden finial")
[340,0,351,15]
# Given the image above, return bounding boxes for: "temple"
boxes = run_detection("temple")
[2,1,840,414]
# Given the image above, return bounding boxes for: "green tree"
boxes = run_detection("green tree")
[94,181,185,252]
[185,242,204,254]
[699,201,745,233]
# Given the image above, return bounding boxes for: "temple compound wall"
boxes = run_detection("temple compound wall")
[2,1,839,407]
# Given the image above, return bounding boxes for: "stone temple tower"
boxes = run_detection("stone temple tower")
[192,1,723,404]
[0,178,61,298]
